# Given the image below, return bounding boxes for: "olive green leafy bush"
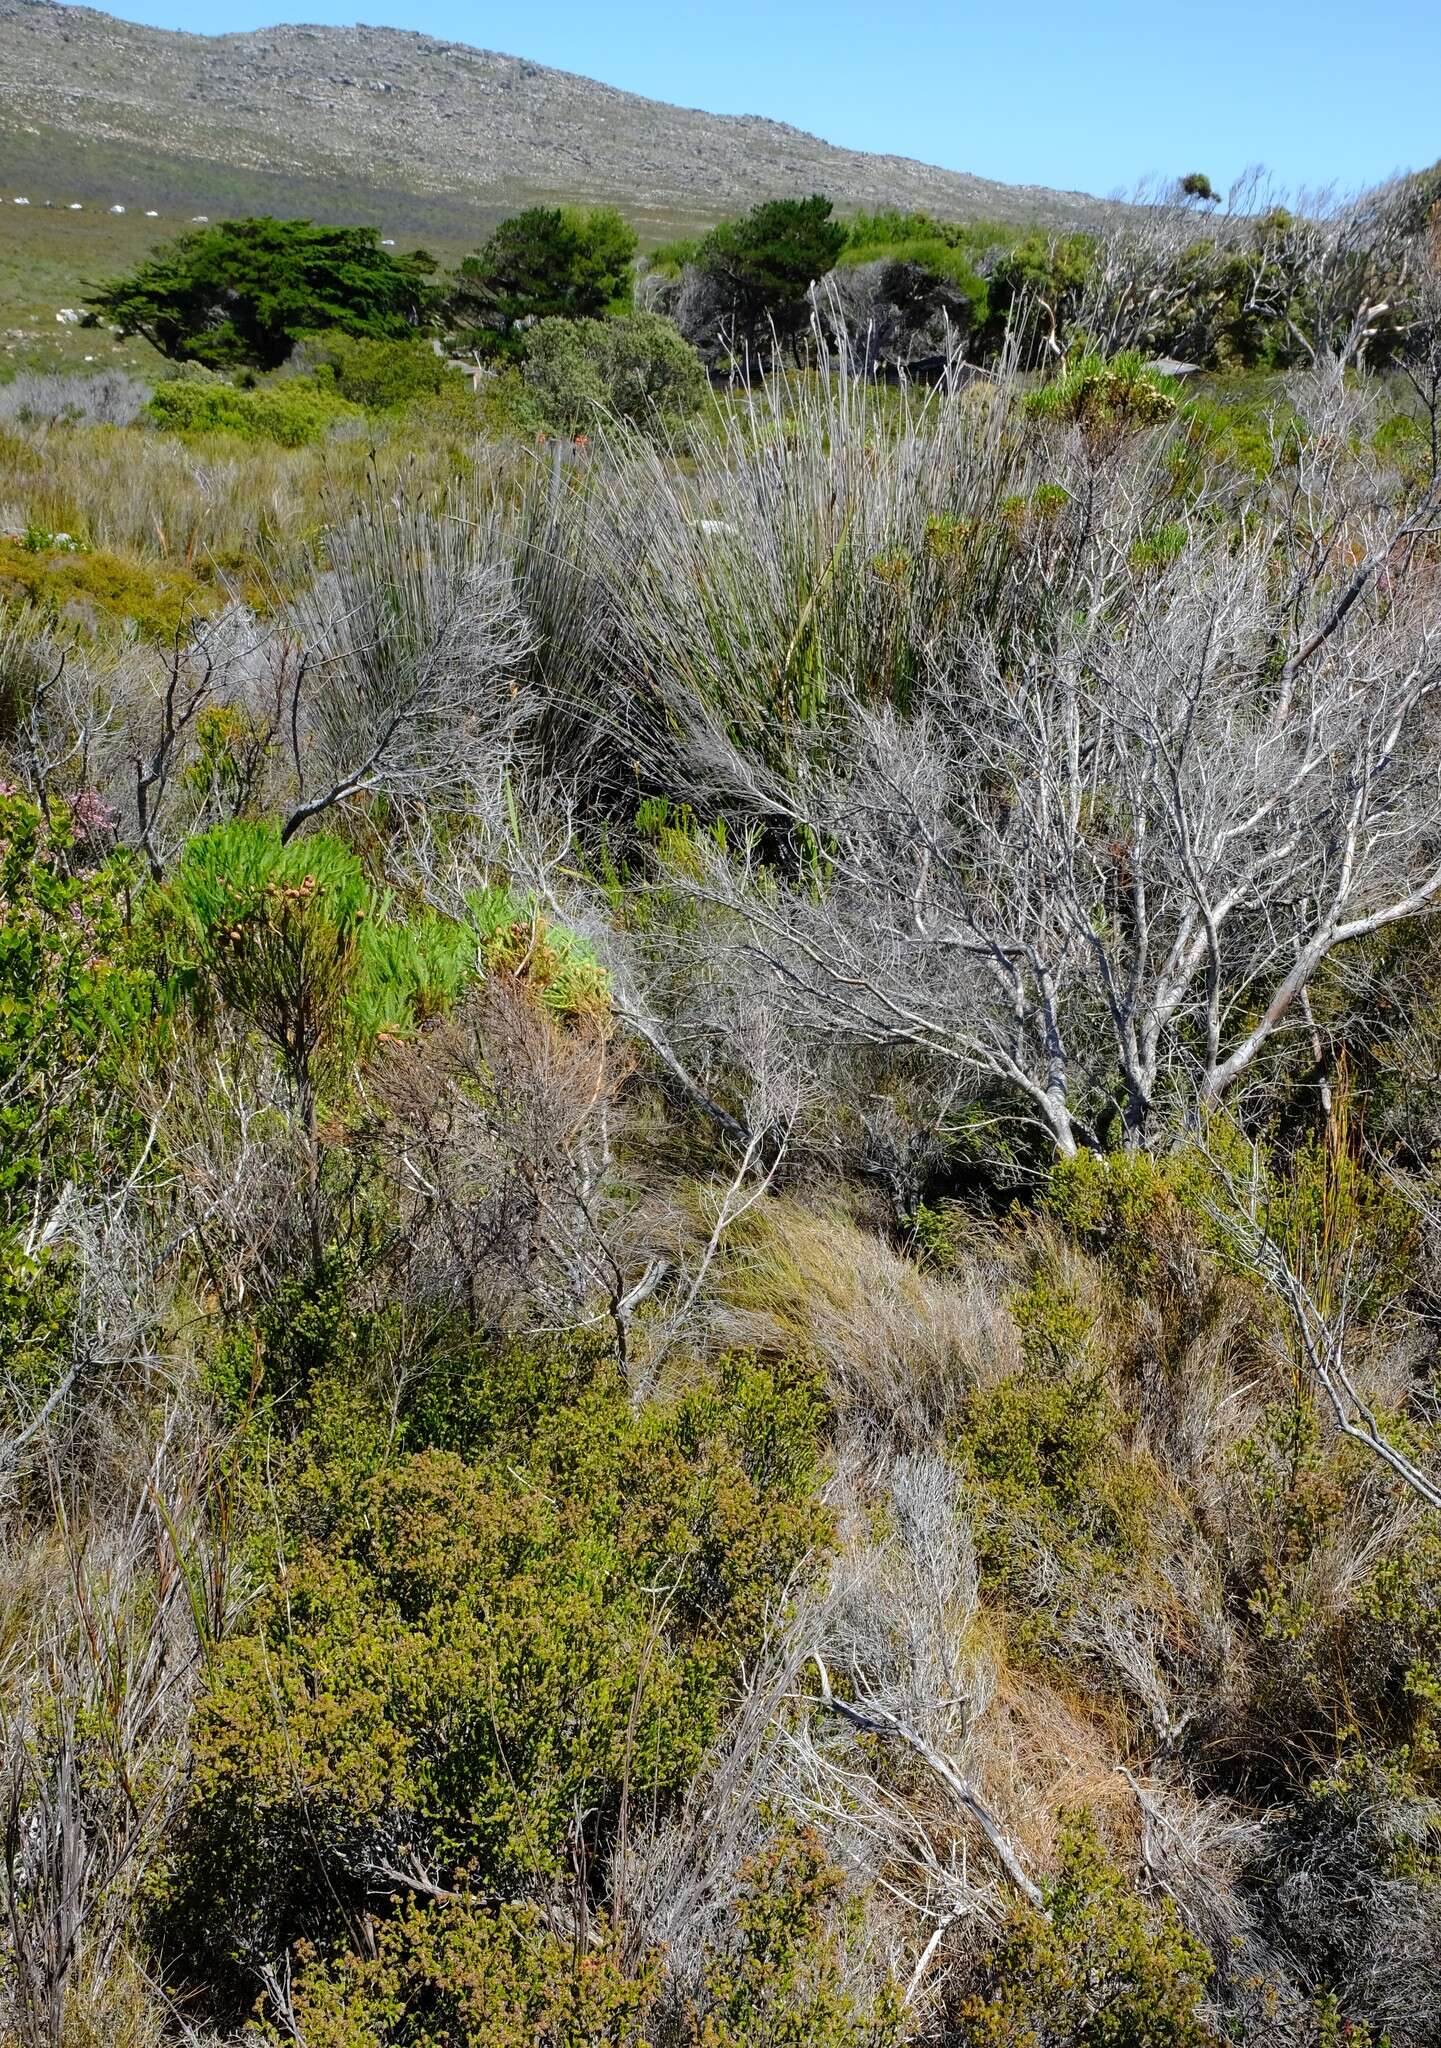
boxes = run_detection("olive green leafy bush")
[158,1345,832,2009]
[145,375,359,447]
[952,1817,1217,2046]
[0,791,143,1223]
[522,311,708,436]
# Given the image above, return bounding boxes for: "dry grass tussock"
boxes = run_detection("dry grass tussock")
[695,1193,1024,1438]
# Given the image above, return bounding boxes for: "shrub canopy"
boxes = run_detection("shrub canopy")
[522,311,708,434]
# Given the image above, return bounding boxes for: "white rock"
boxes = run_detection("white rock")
[68,202,83,210]
[109,203,126,214]
[13,197,30,206]
[381,238,396,246]
[145,209,158,217]
[191,214,208,223]
[55,308,81,325]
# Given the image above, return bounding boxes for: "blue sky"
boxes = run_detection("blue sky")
[95,0,1438,199]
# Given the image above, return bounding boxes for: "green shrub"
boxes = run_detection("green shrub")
[523,311,709,436]
[303,330,450,411]
[1233,1390,1441,1773]
[1043,1148,1195,1289]
[146,375,358,447]
[953,1816,1217,2046]
[695,1823,904,2048]
[158,1348,832,1992]
[957,1818,1211,2039]
[259,1900,657,2048]
[0,791,143,1223]
[0,535,216,637]
[952,1267,1162,1630]
[0,792,145,1425]
[833,209,992,333]
[1024,350,1178,433]
[160,828,611,1084]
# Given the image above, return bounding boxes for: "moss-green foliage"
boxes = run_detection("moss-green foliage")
[303,329,451,411]
[259,1901,658,2048]
[0,792,144,1416]
[160,1342,832,1998]
[463,878,612,1019]
[1042,1147,1210,1290]
[646,234,707,279]
[146,375,359,447]
[1232,1388,1441,1777]
[834,208,994,330]
[251,1819,899,2048]
[1180,371,1297,479]
[0,535,216,636]
[1129,518,1190,570]
[978,231,1095,359]
[0,792,142,1221]
[522,311,709,436]
[952,1262,1162,1638]
[695,1823,904,2048]
[953,1816,1217,2046]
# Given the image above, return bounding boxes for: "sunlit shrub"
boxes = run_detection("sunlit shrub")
[146,376,359,448]
[157,1348,832,1996]
[952,1815,1216,2046]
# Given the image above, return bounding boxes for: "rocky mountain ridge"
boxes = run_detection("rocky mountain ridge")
[0,0,1112,234]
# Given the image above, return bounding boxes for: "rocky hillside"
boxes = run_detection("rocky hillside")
[0,0,1110,238]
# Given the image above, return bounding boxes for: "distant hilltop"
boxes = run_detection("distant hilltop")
[0,0,1113,241]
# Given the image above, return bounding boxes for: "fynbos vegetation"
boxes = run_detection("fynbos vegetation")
[3,133,1441,2048]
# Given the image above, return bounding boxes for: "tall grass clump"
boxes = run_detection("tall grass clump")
[572,336,1033,809]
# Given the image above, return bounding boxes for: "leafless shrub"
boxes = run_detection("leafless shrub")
[282,478,531,837]
[1245,179,1418,373]
[610,366,1441,1159]
[776,1450,1042,2014]
[0,371,150,431]
[364,976,640,1350]
[1114,1770,1277,2010]
[1260,1760,1441,2047]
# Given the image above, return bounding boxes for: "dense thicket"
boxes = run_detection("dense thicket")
[4,166,1441,2048]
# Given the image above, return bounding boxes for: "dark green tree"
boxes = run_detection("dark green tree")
[1179,171,1219,204]
[697,193,847,357]
[444,205,637,353]
[89,218,437,371]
